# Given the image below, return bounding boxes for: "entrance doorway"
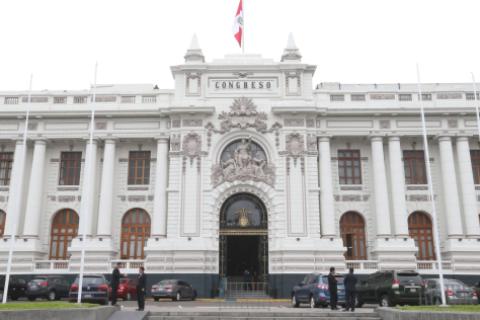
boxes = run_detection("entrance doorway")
[219,193,268,296]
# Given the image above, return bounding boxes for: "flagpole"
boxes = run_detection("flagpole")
[242,0,245,54]
[471,73,480,143]
[77,62,97,304]
[416,64,447,306]
[2,74,32,304]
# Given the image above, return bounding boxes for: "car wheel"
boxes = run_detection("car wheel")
[28,296,36,301]
[154,297,160,302]
[126,293,132,301]
[47,291,56,301]
[309,296,317,308]
[191,292,197,301]
[380,294,391,307]
[10,295,18,301]
[175,292,181,301]
[291,294,299,308]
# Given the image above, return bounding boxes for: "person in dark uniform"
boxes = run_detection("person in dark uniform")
[136,266,146,311]
[343,268,358,312]
[328,267,338,310]
[110,262,122,306]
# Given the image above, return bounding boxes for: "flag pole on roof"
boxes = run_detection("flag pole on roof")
[416,63,447,306]
[2,74,32,304]
[233,0,244,53]
[77,62,98,304]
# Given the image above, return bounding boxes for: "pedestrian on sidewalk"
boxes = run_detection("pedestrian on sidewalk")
[110,262,122,306]
[136,266,146,311]
[343,268,357,312]
[328,267,338,310]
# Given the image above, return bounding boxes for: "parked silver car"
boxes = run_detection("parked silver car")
[424,278,478,305]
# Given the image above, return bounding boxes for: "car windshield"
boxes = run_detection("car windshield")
[31,278,47,284]
[397,273,421,284]
[159,280,176,285]
[74,277,104,285]
[444,280,468,291]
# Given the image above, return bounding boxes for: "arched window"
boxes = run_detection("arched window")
[0,210,6,236]
[408,211,435,260]
[340,211,367,260]
[50,209,79,260]
[120,208,151,259]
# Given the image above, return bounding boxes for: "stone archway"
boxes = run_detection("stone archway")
[219,192,269,294]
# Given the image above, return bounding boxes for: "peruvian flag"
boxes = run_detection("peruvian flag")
[233,0,243,47]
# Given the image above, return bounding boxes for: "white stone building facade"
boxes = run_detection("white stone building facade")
[1,37,480,296]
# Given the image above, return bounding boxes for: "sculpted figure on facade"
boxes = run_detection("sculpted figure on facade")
[212,138,274,187]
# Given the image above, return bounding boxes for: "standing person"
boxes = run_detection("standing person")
[243,269,251,290]
[328,267,338,310]
[136,266,146,311]
[343,268,358,312]
[110,262,122,306]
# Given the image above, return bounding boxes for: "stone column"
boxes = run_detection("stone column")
[4,140,27,237]
[371,136,392,237]
[438,136,463,237]
[152,137,169,237]
[388,136,409,237]
[96,139,116,237]
[456,137,480,237]
[318,137,336,237]
[23,139,47,237]
[79,139,98,237]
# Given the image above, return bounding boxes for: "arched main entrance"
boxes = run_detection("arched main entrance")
[219,193,268,293]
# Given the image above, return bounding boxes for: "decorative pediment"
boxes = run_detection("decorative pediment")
[217,97,268,133]
[285,133,305,157]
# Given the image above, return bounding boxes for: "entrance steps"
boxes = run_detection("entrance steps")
[147,310,381,320]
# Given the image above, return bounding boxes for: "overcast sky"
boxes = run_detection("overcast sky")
[1,0,480,91]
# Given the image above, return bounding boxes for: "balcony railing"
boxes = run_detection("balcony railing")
[111,260,145,273]
[345,260,379,271]
[416,260,452,271]
[34,260,69,272]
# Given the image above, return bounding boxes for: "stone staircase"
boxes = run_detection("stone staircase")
[146,309,382,320]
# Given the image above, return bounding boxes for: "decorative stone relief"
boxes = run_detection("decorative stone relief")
[95,122,107,130]
[379,120,391,129]
[448,119,458,128]
[285,133,305,157]
[170,134,181,151]
[182,132,202,158]
[211,138,275,187]
[306,119,315,128]
[307,134,317,152]
[171,119,181,128]
[28,123,38,130]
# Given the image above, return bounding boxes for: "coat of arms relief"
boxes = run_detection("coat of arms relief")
[207,98,278,187]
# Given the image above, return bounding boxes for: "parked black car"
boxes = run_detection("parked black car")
[356,270,423,307]
[151,279,197,301]
[26,275,70,301]
[69,275,111,305]
[291,273,346,308]
[0,276,28,301]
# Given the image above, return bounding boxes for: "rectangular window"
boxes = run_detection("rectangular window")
[471,150,480,184]
[330,94,345,102]
[128,151,151,185]
[0,152,14,186]
[351,94,366,101]
[466,92,480,100]
[59,152,82,185]
[403,150,427,185]
[337,150,362,185]
[399,94,412,101]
